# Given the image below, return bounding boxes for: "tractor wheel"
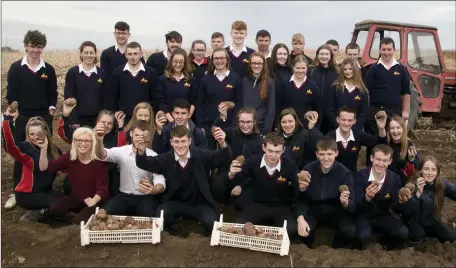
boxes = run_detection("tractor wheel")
[407,82,420,132]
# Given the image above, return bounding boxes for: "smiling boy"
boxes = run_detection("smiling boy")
[225,20,255,78]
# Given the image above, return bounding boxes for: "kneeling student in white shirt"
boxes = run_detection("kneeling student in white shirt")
[95,120,166,217]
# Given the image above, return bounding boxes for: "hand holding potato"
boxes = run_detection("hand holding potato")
[63,98,77,117]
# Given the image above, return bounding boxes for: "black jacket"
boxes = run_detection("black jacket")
[136,145,232,212]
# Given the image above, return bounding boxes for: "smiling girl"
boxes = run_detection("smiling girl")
[243,52,275,134]
[405,155,456,244]
[387,115,419,184]
[189,40,209,88]
[64,41,106,128]
[327,58,369,132]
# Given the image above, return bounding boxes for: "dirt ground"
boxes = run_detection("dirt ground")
[1,119,455,267]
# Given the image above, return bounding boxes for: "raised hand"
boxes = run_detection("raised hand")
[114,111,126,128]
[297,171,311,191]
[155,111,168,133]
[62,98,77,117]
[375,111,387,129]
[305,111,319,130]
[93,122,107,141]
[365,182,380,201]
[228,160,243,180]
[408,146,418,162]
[212,127,226,146]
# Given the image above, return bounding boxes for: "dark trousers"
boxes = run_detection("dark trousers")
[76,115,98,128]
[408,220,456,243]
[356,214,409,243]
[302,207,356,246]
[210,171,252,210]
[156,201,219,232]
[202,126,218,150]
[12,114,54,189]
[107,166,121,198]
[237,202,297,237]
[49,195,100,224]
[104,193,157,217]
[15,191,63,210]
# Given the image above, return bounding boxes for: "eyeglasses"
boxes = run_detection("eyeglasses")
[251,62,264,67]
[172,61,185,65]
[74,138,92,145]
[239,120,254,125]
[213,57,227,62]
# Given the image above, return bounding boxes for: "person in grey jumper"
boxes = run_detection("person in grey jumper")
[243,52,275,135]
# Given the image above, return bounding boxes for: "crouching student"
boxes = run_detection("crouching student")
[95,120,166,217]
[231,132,304,237]
[405,155,456,244]
[39,127,109,224]
[135,125,232,237]
[58,98,125,196]
[324,108,387,173]
[152,99,207,153]
[211,108,263,207]
[354,144,416,250]
[2,111,63,222]
[295,138,356,249]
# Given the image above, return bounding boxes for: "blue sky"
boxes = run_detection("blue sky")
[1,1,455,50]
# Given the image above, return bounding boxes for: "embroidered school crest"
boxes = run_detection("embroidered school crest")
[97,78,103,83]
[184,82,191,87]
[351,146,358,152]
[40,73,48,80]
[243,58,249,63]
[385,193,390,199]
[292,146,300,152]
[277,176,286,183]
[140,77,148,83]
[306,89,312,95]
[225,84,233,89]
[393,71,400,75]
[354,95,361,100]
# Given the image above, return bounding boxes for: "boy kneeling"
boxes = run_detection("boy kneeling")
[296,138,357,249]
[231,132,305,237]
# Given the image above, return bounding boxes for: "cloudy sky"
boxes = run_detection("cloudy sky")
[1,1,455,51]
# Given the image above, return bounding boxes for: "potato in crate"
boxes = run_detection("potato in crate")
[210,214,290,256]
[80,207,164,246]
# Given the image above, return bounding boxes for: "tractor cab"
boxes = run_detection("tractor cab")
[351,20,456,123]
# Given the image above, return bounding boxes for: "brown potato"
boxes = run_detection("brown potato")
[221,101,235,109]
[35,130,46,142]
[9,101,18,113]
[96,209,108,221]
[255,227,265,234]
[339,185,349,193]
[66,98,76,106]
[98,222,107,230]
[235,155,245,166]
[297,171,310,182]
[257,233,267,238]
[399,187,411,198]
[88,220,99,229]
[405,183,415,193]
[90,225,102,231]
[123,216,135,225]
[245,228,256,236]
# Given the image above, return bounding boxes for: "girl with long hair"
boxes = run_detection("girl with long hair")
[405,155,456,243]
[243,52,275,134]
[156,48,197,121]
[2,110,63,222]
[39,127,109,224]
[123,102,156,148]
[327,58,369,132]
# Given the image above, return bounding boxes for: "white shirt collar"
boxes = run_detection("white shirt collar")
[229,44,247,53]
[368,169,386,188]
[174,151,191,161]
[357,61,361,69]
[377,57,399,70]
[289,74,307,86]
[335,127,355,143]
[123,62,146,74]
[174,73,184,81]
[163,50,169,60]
[214,70,230,80]
[78,63,98,74]
[344,81,356,92]
[21,56,45,72]
[260,155,281,172]
[266,51,272,59]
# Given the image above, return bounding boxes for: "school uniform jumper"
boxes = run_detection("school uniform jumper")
[155,75,198,114]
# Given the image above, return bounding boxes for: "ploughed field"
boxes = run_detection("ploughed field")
[1,50,455,267]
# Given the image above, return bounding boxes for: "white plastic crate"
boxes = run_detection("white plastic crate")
[210,214,290,256]
[80,207,164,246]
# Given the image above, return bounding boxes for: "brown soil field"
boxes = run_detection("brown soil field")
[1,50,455,267]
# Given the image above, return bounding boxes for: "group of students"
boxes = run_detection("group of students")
[2,19,455,251]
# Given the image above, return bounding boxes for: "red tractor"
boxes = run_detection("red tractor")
[351,20,456,130]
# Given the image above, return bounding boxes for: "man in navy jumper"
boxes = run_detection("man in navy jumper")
[364,37,411,135]
[296,138,357,249]
[256,30,272,59]
[135,125,232,237]
[5,30,57,210]
[354,144,415,250]
[225,20,255,78]
[324,107,388,173]
[231,132,305,237]
[146,31,182,79]
[109,42,157,123]
[100,21,145,96]
[152,99,208,153]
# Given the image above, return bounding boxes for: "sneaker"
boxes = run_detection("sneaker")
[4,194,16,209]
[20,210,44,222]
